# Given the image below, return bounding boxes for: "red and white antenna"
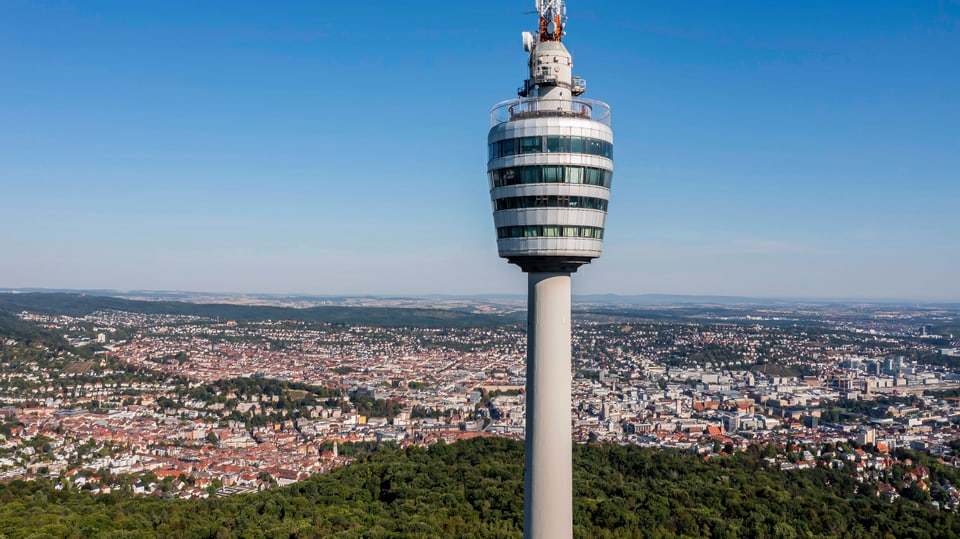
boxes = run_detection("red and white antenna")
[536,0,566,41]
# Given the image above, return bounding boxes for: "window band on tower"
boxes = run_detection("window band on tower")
[494,195,607,211]
[496,225,605,239]
[489,135,613,160]
[489,165,613,188]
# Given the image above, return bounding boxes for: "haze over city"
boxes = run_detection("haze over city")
[1,1,958,299]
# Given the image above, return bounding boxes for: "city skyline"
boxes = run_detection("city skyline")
[2,1,958,300]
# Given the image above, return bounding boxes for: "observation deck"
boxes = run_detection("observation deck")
[487,96,613,272]
[490,97,611,127]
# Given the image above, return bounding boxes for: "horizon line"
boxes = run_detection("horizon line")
[2,287,959,306]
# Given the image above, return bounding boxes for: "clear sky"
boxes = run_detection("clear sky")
[1,1,958,300]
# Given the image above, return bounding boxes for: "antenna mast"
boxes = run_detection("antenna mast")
[536,0,566,42]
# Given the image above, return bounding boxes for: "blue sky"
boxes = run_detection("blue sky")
[1,1,958,299]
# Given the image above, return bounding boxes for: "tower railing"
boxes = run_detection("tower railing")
[490,97,611,127]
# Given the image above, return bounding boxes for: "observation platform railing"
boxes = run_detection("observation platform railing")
[490,97,611,127]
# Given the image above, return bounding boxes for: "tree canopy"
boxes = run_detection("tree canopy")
[0,437,956,537]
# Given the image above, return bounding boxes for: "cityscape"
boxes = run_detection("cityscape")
[1,293,959,513]
[1,0,958,536]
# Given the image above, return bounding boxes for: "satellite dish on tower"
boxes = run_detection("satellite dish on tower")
[522,31,534,52]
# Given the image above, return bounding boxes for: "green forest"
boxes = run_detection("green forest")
[0,437,957,538]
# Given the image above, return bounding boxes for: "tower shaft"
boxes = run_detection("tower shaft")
[524,272,573,539]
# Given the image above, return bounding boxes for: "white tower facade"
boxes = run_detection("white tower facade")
[487,2,612,538]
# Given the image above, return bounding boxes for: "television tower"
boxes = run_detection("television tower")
[487,1,613,538]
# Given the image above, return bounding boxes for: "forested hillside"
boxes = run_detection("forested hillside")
[0,437,956,538]
[0,293,512,328]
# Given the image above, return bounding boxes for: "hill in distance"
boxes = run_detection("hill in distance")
[0,292,521,329]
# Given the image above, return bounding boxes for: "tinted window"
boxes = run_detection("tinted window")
[489,136,611,160]
[489,165,612,188]
[520,168,540,184]
[496,226,605,240]
[541,166,560,182]
[493,195,607,211]
[546,136,563,152]
[587,139,603,156]
[519,137,542,154]
[568,137,584,154]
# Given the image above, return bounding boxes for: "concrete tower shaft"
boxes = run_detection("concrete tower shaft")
[524,272,573,537]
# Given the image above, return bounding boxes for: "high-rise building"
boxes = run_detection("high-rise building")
[486,2,613,537]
